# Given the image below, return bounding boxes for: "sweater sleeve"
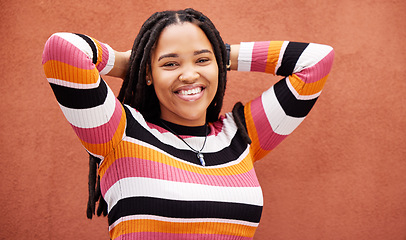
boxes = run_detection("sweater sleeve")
[238,41,335,161]
[42,32,126,160]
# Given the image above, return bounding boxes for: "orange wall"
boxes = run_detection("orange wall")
[1,0,405,239]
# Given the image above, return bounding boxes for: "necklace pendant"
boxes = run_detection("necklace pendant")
[197,152,205,166]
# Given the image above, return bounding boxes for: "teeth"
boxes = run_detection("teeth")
[179,88,202,95]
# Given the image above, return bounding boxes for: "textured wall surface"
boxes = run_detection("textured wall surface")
[1,0,405,239]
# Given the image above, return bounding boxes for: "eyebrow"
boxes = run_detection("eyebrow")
[158,49,212,62]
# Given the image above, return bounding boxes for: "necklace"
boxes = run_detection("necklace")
[160,120,208,166]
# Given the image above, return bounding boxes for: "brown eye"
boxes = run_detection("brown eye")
[196,58,210,64]
[162,62,178,67]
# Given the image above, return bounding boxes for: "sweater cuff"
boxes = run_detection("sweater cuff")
[99,43,115,75]
[237,42,255,72]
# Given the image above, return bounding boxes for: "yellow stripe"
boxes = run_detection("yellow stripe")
[110,219,256,239]
[289,73,329,96]
[43,60,99,84]
[90,37,103,68]
[265,41,284,74]
[98,138,255,178]
[244,102,270,162]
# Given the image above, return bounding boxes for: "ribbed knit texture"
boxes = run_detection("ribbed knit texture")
[42,32,334,239]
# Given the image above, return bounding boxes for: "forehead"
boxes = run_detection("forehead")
[153,22,213,56]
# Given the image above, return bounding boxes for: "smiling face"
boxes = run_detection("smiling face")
[149,22,219,126]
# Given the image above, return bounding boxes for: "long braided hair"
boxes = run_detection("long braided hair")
[86,8,251,219]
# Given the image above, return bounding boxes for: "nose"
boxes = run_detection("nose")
[179,69,199,83]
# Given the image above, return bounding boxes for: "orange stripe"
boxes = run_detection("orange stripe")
[43,60,99,84]
[244,102,270,162]
[289,73,329,96]
[265,41,284,74]
[80,104,126,158]
[110,219,256,239]
[98,139,254,178]
[90,37,103,68]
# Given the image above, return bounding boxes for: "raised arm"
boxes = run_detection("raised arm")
[42,33,127,160]
[230,41,335,161]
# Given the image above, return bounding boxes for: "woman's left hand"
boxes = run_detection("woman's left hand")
[108,50,131,79]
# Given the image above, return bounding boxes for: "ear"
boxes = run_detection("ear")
[146,65,153,86]
[146,76,152,86]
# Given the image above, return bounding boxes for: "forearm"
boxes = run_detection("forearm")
[234,41,334,77]
[229,44,240,71]
[106,50,131,79]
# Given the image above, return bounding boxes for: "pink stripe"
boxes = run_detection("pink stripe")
[146,122,170,134]
[42,34,94,69]
[144,123,196,139]
[115,232,253,240]
[250,97,288,150]
[295,50,335,83]
[210,115,226,136]
[101,157,259,195]
[250,41,270,72]
[71,99,123,144]
[95,42,110,72]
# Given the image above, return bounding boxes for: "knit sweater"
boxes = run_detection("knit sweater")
[42,32,334,239]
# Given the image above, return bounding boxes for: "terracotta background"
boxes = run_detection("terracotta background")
[1,0,405,239]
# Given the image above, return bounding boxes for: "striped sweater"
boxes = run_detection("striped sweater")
[42,32,334,239]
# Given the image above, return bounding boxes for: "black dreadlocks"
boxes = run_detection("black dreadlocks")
[86,8,251,219]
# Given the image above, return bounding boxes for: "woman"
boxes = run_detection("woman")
[42,8,334,240]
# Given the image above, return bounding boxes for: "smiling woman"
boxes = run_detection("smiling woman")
[150,22,219,126]
[42,8,334,240]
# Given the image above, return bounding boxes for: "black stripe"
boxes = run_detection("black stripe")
[274,78,318,118]
[49,78,108,109]
[155,119,208,137]
[235,102,247,130]
[276,42,309,77]
[123,106,248,166]
[108,196,262,225]
[75,33,98,64]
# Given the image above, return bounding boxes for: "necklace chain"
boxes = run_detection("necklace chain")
[160,121,208,166]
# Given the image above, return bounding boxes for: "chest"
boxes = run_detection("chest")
[101,138,264,239]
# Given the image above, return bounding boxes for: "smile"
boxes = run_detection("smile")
[177,87,203,95]
[174,86,205,101]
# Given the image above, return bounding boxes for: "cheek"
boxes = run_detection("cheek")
[210,67,220,90]
[151,69,174,91]
[153,81,171,100]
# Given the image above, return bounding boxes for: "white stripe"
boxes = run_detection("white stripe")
[261,86,305,135]
[275,41,289,74]
[237,42,254,72]
[54,32,95,61]
[122,136,250,169]
[209,112,241,151]
[87,150,104,161]
[285,76,322,100]
[59,84,117,128]
[47,77,100,89]
[105,177,263,212]
[294,43,334,73]
[109,214,259,230]
[99,44,115,75]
